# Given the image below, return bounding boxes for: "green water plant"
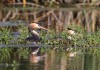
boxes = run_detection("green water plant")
[0,48,11,61]
[0,23,100,62]
[0,27,13,44]
[0,23,99,47]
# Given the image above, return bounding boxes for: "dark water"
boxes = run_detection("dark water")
[0,47,100,70]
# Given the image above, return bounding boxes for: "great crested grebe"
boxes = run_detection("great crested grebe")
[25,22,48,55]
[67,28,76,35]
[66,28,76,40]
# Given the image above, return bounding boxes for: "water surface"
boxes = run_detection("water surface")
[0,47,100,70]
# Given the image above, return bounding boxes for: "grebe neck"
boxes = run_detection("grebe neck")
[31,30,39,36]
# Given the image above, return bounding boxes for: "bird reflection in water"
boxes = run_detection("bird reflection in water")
[29,52,46,63]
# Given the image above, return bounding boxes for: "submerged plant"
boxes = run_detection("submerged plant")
[17,47,29,58]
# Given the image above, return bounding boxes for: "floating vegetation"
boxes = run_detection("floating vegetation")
[0,24,100,61]
[0,24,100,46]
[41,27,100,47]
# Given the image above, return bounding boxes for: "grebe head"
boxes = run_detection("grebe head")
[67,28,73,30]
[29,23,48,30]
[67,28,75,35]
